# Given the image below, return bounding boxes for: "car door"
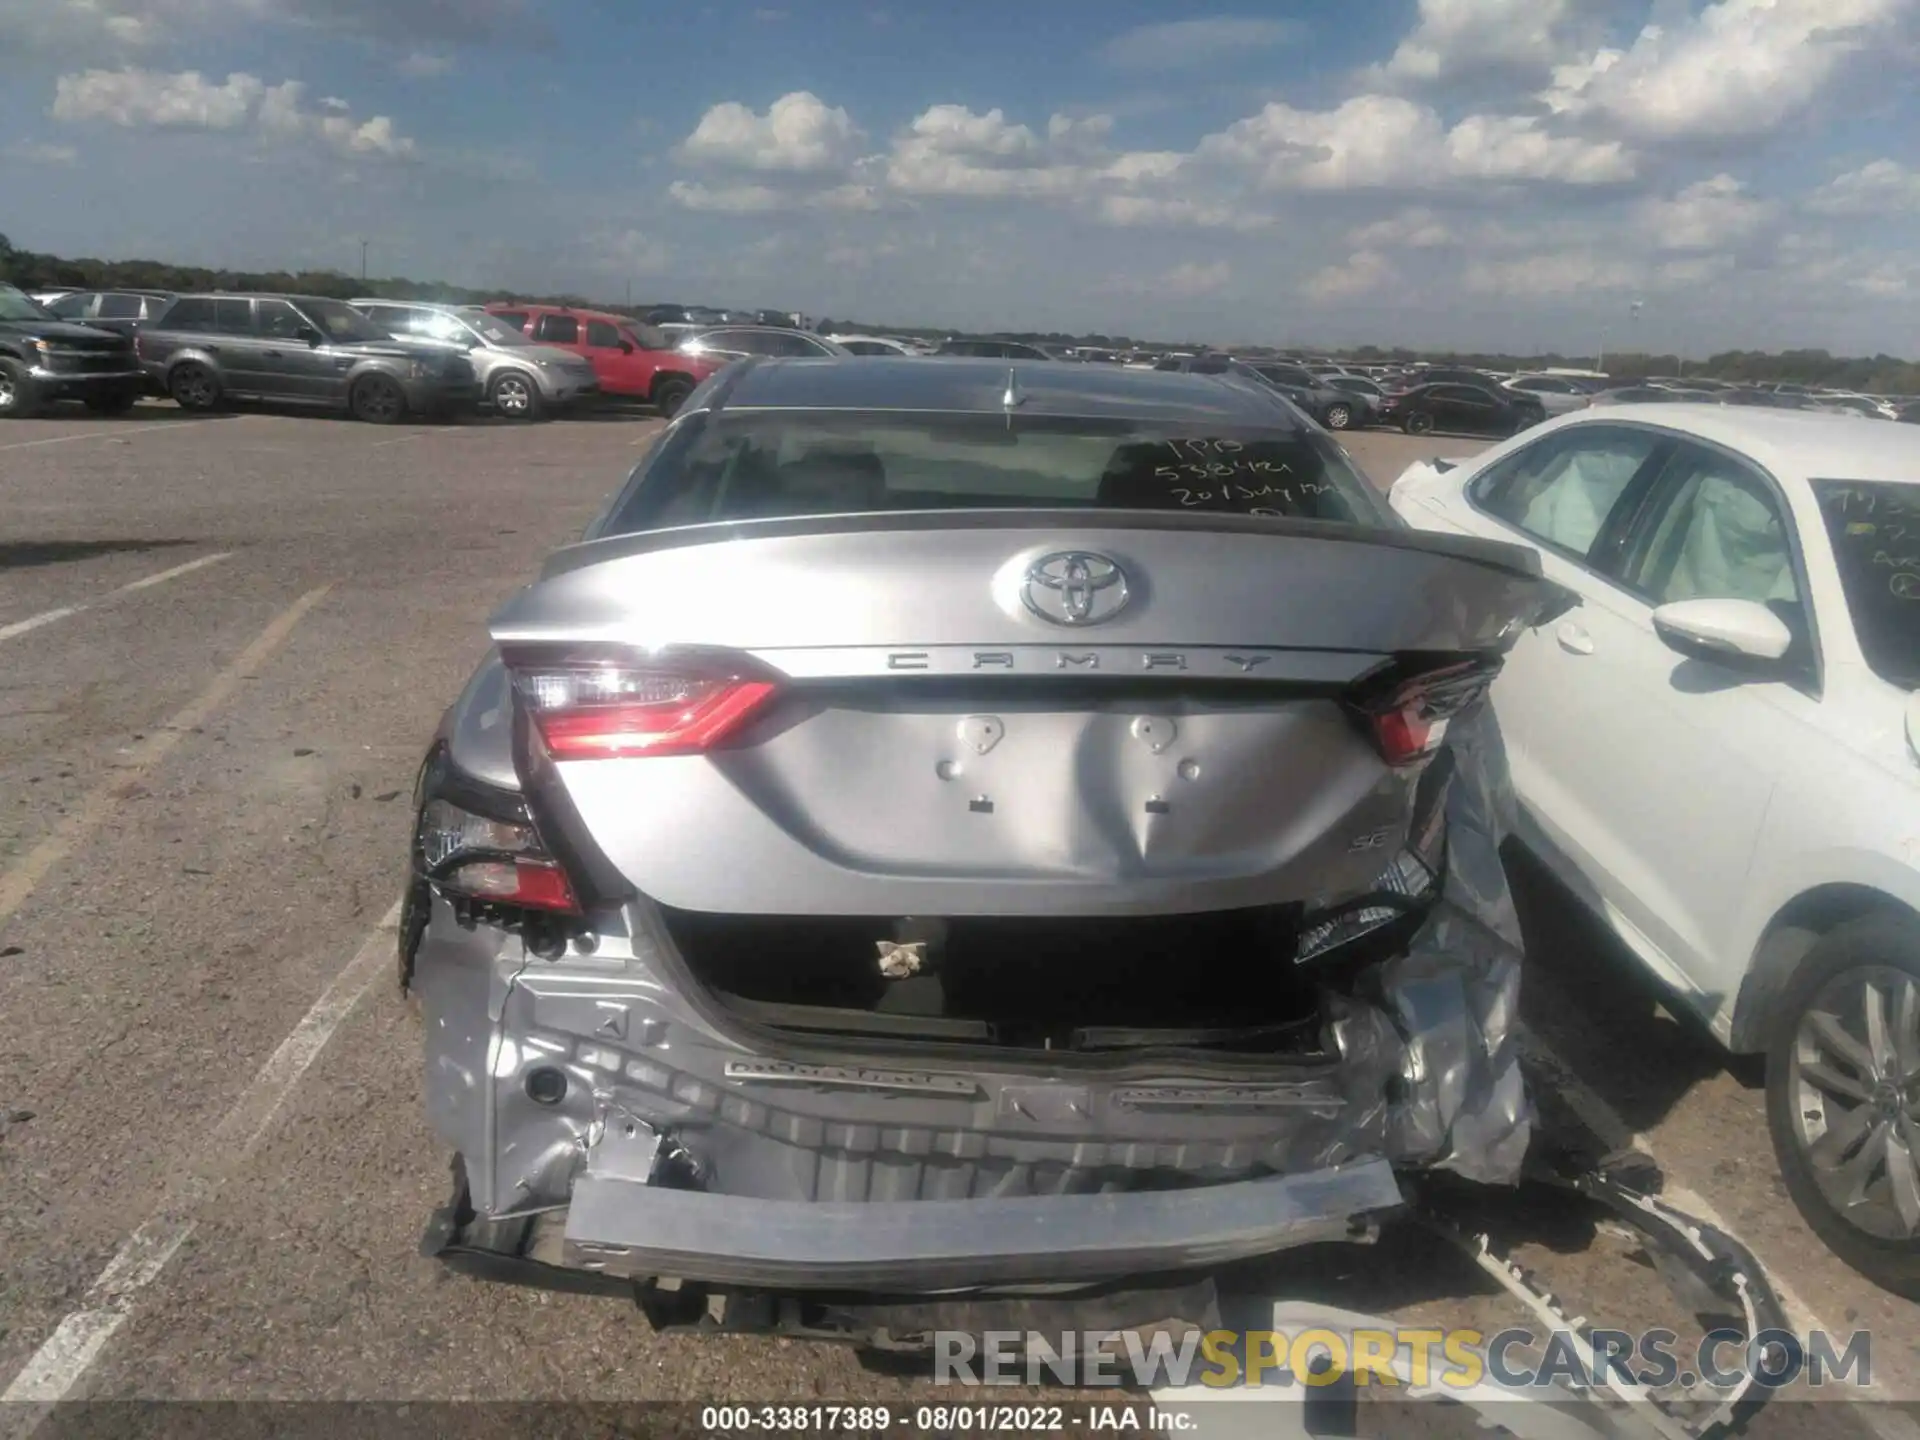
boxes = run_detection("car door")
[253,298,340,403]
[1422,423,1671,903]
[206,297,277,396]
[1497,434,1814,1000]
[1448,385,1503,434]
[581,317,650,396]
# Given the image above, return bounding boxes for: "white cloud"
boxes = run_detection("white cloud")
[1305,249,1397,302]
[1808,159,1920,216]
[1097,16,1296,71]
[53,67,264,128]
[3,139,80,165]
[50,66,414,157]
[1196,94,1633,189]
[1635,174,1773,251]
[1350,207,1453,248]
[1,0,538,59]
[397,51,453,78]
[584,228,671,277]
[677,91,861,173]
[1463,251,1644,298]
[1380,0,1578,84]
[1160,260,1232,298]
[1095,195,1276,231]
[1101,259,1233,300]
[1444,113,1635,183]
[667,180,785,213]
[884,105,1131,200]
[1539,0,1907,142]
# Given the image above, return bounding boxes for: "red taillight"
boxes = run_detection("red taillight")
[516,667,777,759]
[445,856,579,912]
[1351,658,1498,766]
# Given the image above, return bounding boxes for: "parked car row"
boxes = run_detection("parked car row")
[0,284,748,424]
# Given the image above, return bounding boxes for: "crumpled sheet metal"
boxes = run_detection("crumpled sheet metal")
[1335,698,1531,1185]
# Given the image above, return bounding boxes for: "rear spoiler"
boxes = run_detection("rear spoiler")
[535,508,1549,585]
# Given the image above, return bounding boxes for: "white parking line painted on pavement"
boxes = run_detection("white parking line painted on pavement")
[0,607,79,643]
[0,902,401,1418]
[0,552,233,647]
[0,582,327,928]
[112,551,231,593]
[1518,1026,1920,1440]
[0,419,235,454]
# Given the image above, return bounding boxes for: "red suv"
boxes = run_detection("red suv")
[483,303,721,416]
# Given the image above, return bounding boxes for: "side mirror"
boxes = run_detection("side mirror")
[297,324,322,347]
[619,340,634,354]
[1651,598,1793,665]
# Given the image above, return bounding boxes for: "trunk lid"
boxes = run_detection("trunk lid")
[489,512,1561,916]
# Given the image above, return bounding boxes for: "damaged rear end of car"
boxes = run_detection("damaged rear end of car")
[403,358,1571,1312]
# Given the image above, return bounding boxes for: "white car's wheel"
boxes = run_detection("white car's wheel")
[1767,912,1920,1299]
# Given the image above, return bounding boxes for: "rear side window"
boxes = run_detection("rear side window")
[1471,427,1664,560]
[214,299,252,334]
[1621,444,1798,608]
[602,412,1394,534]
[160,297,217,330]
[97,293,142,319]
[255,299,308,339]
[48,293,93,319]
[1813,480,1920,689]
[533,314,578,343]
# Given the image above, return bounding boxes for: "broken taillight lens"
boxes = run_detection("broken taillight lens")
[416,797,579,913]
[514,666,777,759]
[1349,657,1499,766]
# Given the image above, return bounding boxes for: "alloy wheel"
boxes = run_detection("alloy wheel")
[494,374,533,416]
[354,376,404,424]
[1788,965,1920,1241]
[1325,404,1352,430]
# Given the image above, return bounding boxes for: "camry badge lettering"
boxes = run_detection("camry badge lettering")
[1021,552,1130,627]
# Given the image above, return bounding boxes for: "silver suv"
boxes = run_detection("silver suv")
[406,357,1568,1311]
[352,300,599,421]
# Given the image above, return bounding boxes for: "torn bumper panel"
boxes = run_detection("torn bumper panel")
[564,1158,1402,1289]
[409,701,1529,1294]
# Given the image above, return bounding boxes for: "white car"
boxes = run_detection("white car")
[824,333,919,356]
[1504,373,1598,417]
[1390,405,1920,1295]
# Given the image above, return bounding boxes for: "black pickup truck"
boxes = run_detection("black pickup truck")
[0,283,147,418]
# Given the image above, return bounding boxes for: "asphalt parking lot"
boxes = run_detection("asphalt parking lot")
[0,404,1916,1435]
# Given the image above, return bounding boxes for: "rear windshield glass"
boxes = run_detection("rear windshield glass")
[1813,480,1920,689]
[601,411,1393,534]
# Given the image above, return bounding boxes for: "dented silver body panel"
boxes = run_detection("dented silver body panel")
[413,697,1529,1286]
[410,358,1546,1291]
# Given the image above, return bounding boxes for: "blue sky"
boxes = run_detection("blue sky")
[3,0,1918,354]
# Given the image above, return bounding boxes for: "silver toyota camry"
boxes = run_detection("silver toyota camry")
[403,357,1570,1324]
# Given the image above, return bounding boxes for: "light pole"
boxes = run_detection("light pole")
[360,239,369,283]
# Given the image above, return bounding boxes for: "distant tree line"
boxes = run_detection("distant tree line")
[5,235,1915,392]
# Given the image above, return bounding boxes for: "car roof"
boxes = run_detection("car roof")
[487,301,628,323]
[165,292,345,304]
[351,297,461,312]
[1549,405,1920,485]
[703,355,1306,425]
